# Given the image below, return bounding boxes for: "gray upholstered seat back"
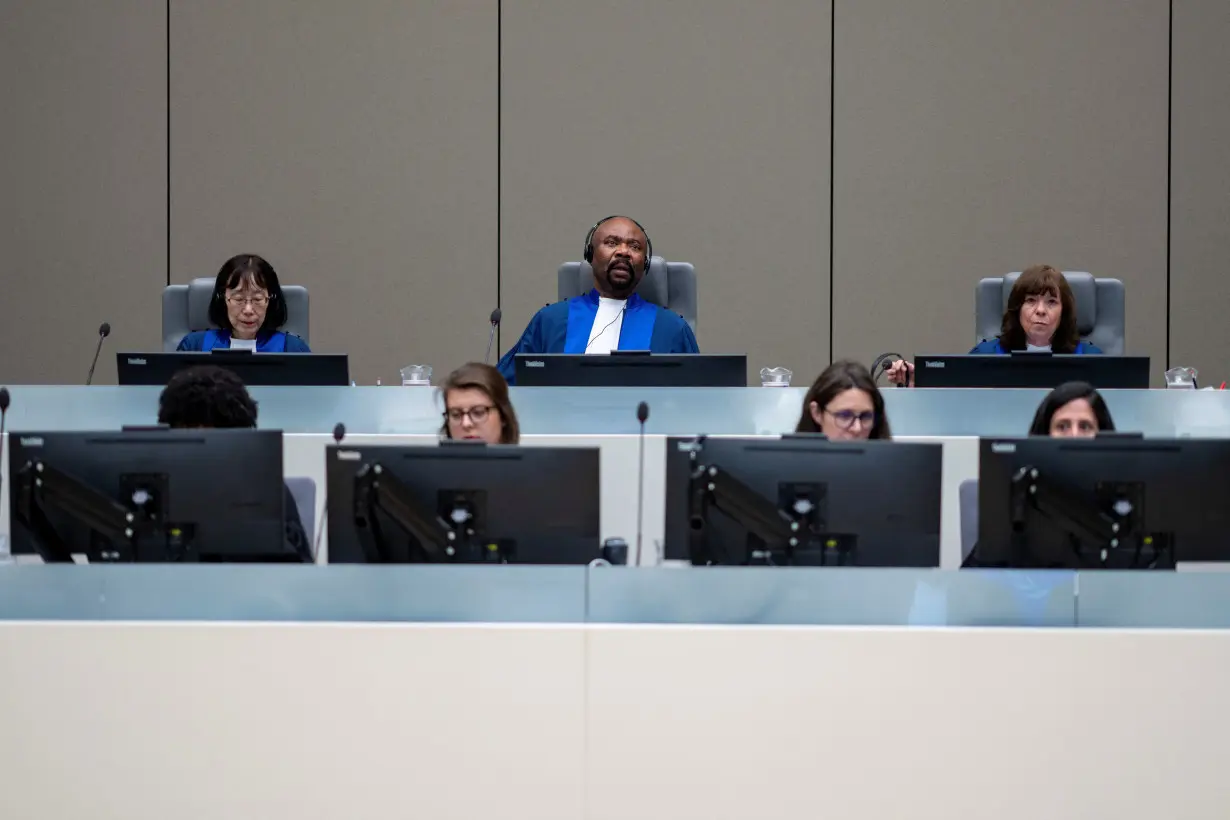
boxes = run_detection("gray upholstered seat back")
[162,277,310,351]
[974,271,1125,355]
[557,256,698,333]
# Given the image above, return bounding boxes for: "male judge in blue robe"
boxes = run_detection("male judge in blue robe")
[497,216,699,383]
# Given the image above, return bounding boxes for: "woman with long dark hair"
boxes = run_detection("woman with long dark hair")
[1027,381,1116,437]
[962,381,1118,566]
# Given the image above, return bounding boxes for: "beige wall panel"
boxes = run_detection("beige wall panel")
[170,1,498,386]
[1170,0,1230,386]
[0,1,167,384]
[500,0,832,383]
[833,1,1168,383]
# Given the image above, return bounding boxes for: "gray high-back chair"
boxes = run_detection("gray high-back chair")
[284,476,317,561]
[974,271,1125,355]
[958,478,979,566]
[161,277,311,351]
[557,256,698,334]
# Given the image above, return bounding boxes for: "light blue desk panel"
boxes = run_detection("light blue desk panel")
[0,386,442,435]
[4,385,1230,436]
[0,564,587,622]
[587,567,1077,626]
[1076,572,1230,629]
[0,565,1070,627]
[5,565,1230,627]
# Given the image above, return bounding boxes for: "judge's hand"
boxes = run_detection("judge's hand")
[886,360,914,387]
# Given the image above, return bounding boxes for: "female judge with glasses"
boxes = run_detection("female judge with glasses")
[177,254,311,353]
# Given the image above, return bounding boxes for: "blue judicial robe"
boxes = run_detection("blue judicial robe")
[497,291,699,384]
[970,338,1102,355]
[177,329,311,353]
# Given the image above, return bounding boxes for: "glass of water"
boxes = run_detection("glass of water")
[400,364,433,386]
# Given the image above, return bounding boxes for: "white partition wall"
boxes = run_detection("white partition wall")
[586,626,1230,819]
[0,622,587,819]
[1,622,1228,818]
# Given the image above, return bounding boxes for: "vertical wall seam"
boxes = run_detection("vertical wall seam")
[496,0,503,353]
[166,0,171,286]
[828,1,836,363]
[1165,0,1173,370]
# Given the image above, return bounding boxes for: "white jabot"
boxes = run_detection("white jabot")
[1025,343,1052,353]
[585,297,627,355]
[229,337,258,351]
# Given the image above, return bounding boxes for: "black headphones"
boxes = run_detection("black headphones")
[583,215,653,274]
[871,352,907,387]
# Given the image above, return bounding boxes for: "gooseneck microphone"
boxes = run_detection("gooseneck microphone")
[0,387,10,507]
[484,308,502,364]
[633,401,649,566]
[85,322,112,386]
[313,422,347,561]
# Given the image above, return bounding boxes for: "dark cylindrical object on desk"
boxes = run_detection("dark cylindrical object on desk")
[602,538,629,566]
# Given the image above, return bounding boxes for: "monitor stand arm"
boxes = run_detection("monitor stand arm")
[688,463,803,564]
[13,460,136,563]
[353,462,469,561]
[1009,465,1126,562]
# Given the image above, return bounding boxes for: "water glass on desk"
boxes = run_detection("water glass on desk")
[1165,367,1198,389]
[760,367,792,387]
[400,364,432,386]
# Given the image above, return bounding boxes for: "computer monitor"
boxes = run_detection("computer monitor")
[975,437,1230,569]
[663,436,942,567]
[515,353,747,387]
[912,354,1150,389]
[325,442,601,564]
[117,351,350,387]
[7,429,287,562]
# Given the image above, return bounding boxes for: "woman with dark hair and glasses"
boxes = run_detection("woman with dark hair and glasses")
[794,360,892,440]
[177,254,311,353]
[888,264,1101,385]
[1028,380,1116,438]
[439,362,521,445]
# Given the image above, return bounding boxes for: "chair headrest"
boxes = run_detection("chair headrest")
[579,255,668,306]
[187,277,218,331]
[1002,270,1095,335]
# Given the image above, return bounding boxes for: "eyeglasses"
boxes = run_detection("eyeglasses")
[226,293,269,308]
[825,409,876,430]
[445,405,495,423]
